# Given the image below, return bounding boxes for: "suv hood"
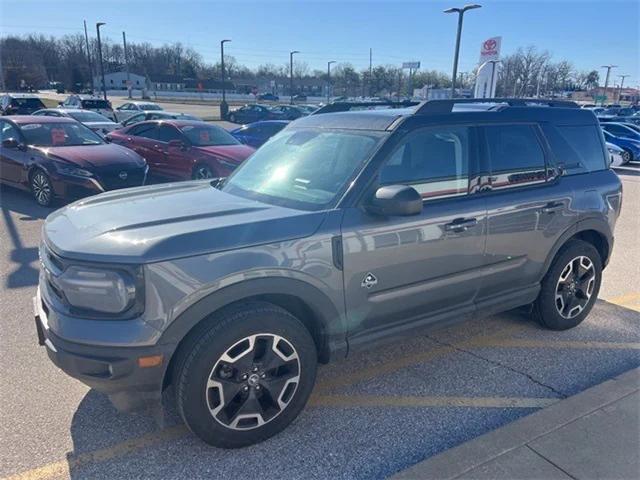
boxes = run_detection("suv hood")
[43,181,325,263]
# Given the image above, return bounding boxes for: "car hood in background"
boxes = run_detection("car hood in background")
[43,181,325,263]
[34,143,146,168]
[195,144,255,162]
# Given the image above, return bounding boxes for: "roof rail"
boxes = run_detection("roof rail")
[312,100,420,115]
[415,98,580,115]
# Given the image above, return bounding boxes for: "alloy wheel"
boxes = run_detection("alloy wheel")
[205,333,300,430]
[31,172,52,206]
[622,150,632,164]
[554,256,596,319]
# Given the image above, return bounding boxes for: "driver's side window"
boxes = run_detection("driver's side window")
[1,121,20,141]
[379,126,474,201]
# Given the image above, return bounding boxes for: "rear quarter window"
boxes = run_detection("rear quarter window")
[542,124,607,175]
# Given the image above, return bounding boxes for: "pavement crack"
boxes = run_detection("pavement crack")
[425,335,568,399]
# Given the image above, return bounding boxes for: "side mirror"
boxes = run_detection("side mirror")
[366,185,422,216]
[168,139,188,150]
[2,137,21,149]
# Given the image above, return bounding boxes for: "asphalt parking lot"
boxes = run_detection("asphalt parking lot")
[1,164,639,480]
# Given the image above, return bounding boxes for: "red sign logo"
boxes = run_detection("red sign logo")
[483,39,497,52]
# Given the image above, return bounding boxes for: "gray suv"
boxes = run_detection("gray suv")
[35,99,622,448]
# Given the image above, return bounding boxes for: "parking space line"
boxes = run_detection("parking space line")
[606,292,640,306]
[472,339,640,350]
[308,394,558,409]
[2,425,188,480]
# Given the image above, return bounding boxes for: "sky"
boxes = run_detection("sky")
[1,0,639,87]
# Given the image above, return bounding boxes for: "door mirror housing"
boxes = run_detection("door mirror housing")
[366,185,423,216]
[2,137,21,149]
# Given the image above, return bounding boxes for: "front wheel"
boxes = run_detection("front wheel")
[175,302,317,448]
[30,169,54,207]
[533,239,602,330]
[621,149,632,164]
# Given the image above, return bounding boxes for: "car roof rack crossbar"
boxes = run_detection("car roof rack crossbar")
[415,98,580,115]
[312,100,420,115]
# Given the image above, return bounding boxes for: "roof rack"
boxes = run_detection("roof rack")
[415,98,580,115]
[312,100,420,115]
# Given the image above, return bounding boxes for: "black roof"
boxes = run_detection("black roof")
[294,99,597,131]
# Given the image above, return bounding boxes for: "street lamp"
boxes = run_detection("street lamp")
[290,50,299,104]
[600,65,617,105]
[444,4,481,98]
[617,74,629,102]
[327,60,336,103]
[96,22,107,101]
[220,39,231,120]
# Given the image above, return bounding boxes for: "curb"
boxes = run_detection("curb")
[391,367,640,479]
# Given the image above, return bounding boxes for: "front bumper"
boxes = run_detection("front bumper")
[34,289,172,411]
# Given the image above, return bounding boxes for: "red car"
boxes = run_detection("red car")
[0,116,148,206]
[107,120,255,180]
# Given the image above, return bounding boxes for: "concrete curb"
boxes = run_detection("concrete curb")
[391,367,640,479]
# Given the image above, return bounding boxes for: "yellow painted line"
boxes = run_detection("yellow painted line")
[473,339,640,350]
[3,425,188,480]
[309,394,558,409]
[606,292,640,306]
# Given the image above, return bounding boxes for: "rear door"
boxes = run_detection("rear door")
[124,123,162,173]
[478,123,577,303]
[342,125,488,344]
[154,124,191,179]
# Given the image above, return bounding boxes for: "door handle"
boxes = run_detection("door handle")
[444,217,478,232]
[541,202,564,214]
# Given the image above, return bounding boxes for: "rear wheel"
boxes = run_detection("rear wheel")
[30,169,54,207]
[533,239,602,330]
[192,164,214,180]
[175,302,317,448]
[621,149,632,164]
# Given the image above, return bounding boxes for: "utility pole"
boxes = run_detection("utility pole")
[96,22,107,100]
[0,51,5,92]
[289,50,299,104]
[122,31,131,98]
[369,48,373,97]
[220,39,231,120]
[444,4,481,98]
[600,65,617,105]
[617,74,629,102]
[84,20,94,93]
[327,60,336,103]
[536,65,546,98]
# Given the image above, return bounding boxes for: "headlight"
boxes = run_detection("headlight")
[56,164,94,177]
[56,266,139,314]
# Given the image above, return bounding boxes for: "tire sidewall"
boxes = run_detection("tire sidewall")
[536,240,602,330]
[177,305,317,448]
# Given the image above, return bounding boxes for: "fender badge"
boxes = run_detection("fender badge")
[361,272,378,289]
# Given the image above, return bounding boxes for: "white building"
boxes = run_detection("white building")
[93,71,146,90]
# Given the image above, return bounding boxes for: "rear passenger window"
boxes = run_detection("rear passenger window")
[380,126,473,200]
[484,125,546,189]
[542,125,607,174]
[129,124,157,139]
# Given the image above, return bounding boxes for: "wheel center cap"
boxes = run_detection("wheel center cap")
[247,373,260,386]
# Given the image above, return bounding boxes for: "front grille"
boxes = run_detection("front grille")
[96,166,146,191]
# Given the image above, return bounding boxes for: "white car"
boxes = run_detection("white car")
[606,142,625,166]
[32,108,120,136]
[59,95,116,121]
[114,101,163,122]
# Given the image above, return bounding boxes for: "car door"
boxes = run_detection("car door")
[477,123,577,303]
[123,123,162,172]
[0,120,28,184]
[154,124,192,179]
[341,125,487,344]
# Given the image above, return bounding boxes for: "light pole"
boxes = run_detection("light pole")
[96,22,107,100]
[617,74,629,102]
[600,65,617,105]
[290,50,299,104]
[327,60,336,103]
[83,20,94,93]
[444,4,481,99]
[122,31,131,98]
[220,39,231,120]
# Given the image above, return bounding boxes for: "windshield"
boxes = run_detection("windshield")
[140,103,162,111]
[13,98,45,108]
[222,128,383,210]
[68,111,111,123]
[20,122,104,146]
[180,124,239,146]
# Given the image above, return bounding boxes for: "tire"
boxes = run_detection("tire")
[229,113,236,123]
[30,169,54,207]
[192,164,214,180]
[533,239,602,330]
[621,149,632,164]
[175,302,318,448]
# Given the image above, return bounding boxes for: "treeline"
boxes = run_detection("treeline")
[1,34,598,97]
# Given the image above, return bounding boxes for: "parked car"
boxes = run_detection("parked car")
[257,93,279,101]
[602,129,640,163]
[33,108,120,136]
[268,105,307,120]
[120,111,200,127]
[1,93,46,115]
[601,122,640,142]
[228,104,284,124]
[107,120,254,180]
[0,116,147,206]
[292,94,307,102]
[230,120,289,148]
[114,101,163,122]
[59,95,116,121]
[598,116,640,127]
[606,142,625,166]
[35,99,621,448]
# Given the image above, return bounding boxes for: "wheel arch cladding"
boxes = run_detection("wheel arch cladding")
[161,278,344,390]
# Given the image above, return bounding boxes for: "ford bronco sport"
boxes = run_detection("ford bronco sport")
[35,99,622,448]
